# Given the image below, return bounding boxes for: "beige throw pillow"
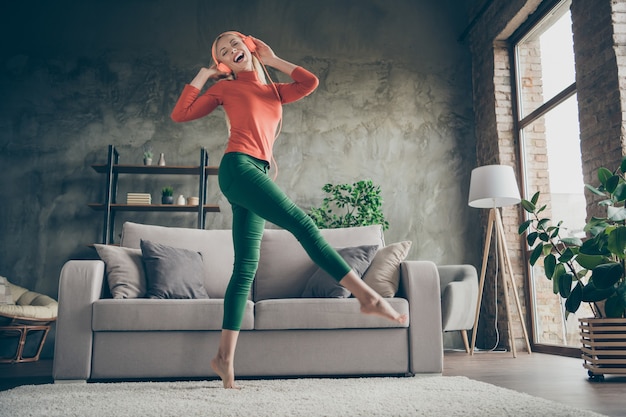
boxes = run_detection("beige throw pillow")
[362,241,412,297]
[94,244,147,299]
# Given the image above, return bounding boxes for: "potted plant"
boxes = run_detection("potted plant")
[161,186,174,204]
[143,148,153,166]
[308,180,389,230]
[519,157,626,380]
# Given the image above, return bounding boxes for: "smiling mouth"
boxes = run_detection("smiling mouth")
[235,52,244,63]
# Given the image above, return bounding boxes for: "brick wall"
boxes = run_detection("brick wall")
[572,0,623,219]
[466,0,626,351]
[466,0,542,351]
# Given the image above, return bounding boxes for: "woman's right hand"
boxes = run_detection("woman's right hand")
[190,65,228,89]
[203,64,230,80]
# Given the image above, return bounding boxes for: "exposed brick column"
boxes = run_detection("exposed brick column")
[466,0,542,351]
[572,0,623,219]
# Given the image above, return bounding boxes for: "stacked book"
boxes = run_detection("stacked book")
[126,193,152,205]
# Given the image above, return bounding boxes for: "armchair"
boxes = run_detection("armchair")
[439,265,478,353]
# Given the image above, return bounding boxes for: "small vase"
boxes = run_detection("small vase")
[161,195,174,204]
[158,153,166,166]
[176,195,186,205]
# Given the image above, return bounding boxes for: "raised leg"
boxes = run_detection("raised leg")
[339,270,407,324]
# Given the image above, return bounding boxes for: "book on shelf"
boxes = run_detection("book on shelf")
[126,193,152,204]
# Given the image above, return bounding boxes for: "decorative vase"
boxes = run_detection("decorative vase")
[158,153,166,166]
[161,195,174,204]
[176,195,185,205]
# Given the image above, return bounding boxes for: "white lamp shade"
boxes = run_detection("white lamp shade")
[468,164,521,208]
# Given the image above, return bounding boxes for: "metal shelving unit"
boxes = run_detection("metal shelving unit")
[89,145,220,244]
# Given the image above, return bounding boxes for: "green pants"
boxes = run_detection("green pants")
[218,152,352,331]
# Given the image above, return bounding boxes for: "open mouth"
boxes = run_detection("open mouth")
[234,52,244,63]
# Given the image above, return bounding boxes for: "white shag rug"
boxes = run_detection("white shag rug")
[0,376,606,417]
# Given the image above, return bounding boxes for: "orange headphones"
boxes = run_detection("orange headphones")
[211,31,257,74]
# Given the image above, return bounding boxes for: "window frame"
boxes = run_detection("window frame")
[509,0,581,358]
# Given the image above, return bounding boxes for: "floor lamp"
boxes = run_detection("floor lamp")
[468,165,531,357]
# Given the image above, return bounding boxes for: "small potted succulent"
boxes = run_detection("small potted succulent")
[161,186,174,204]
[143,148,153,166]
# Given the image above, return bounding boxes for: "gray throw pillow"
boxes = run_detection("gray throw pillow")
[301,245,379,298]
[140,239,209,299]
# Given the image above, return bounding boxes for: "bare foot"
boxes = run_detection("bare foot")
[211,356,240,389]
[360,296,408,324]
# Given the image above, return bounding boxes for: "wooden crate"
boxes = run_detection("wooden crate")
[579,317,626,381]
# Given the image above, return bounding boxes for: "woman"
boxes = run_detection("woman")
[171,31,407,389]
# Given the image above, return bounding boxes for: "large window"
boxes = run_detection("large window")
[513,0,591,351]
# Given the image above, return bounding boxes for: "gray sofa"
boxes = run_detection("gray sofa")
[54,222,457,382]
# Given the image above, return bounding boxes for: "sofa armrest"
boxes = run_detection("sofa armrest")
[399,260,443,374]
[53,260,105,381]
[439,265,478,332]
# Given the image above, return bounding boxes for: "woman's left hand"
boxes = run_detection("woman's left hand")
[251,37,277,62]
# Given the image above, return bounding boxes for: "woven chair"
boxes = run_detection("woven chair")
[0,277,57,363]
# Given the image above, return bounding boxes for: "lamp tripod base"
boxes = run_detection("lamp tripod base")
[469,207,532,357]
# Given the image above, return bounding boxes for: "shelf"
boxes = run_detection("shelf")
[92,164,219,175]
[92,145,220,244]
[88,203,220,213]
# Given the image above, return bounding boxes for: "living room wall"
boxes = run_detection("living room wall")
[0,1,479,323]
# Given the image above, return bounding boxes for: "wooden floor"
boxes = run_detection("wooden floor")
[444,350,625,417]
[0,352,624,416]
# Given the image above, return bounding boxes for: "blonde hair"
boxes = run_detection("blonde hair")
[212,33,269,133]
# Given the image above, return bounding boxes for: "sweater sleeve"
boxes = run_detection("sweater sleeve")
[276,66,320,104]
[171,84,221,122]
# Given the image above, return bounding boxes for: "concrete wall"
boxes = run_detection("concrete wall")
[0,0,479,324]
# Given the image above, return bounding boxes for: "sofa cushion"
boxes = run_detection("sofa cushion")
[362,241,412,297]
[140,240,209,300]
[301,245,379,298]
[254,298,409,330]
[120,222,234,298]
[92,299,254,331]
[94,245,146,299]
[254,225,385,301]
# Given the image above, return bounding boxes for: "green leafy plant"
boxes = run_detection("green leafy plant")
[519,158,626,318]
[161,186,173,197]
[308,180,389,230]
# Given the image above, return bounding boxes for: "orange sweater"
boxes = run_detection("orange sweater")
[171,66,319,163]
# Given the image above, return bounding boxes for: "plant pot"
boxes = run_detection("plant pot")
[161,196,174,204]
[579,317,626,381]
[143,158,152,166]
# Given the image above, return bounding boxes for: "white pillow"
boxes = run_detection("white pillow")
[362,241,412,297]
